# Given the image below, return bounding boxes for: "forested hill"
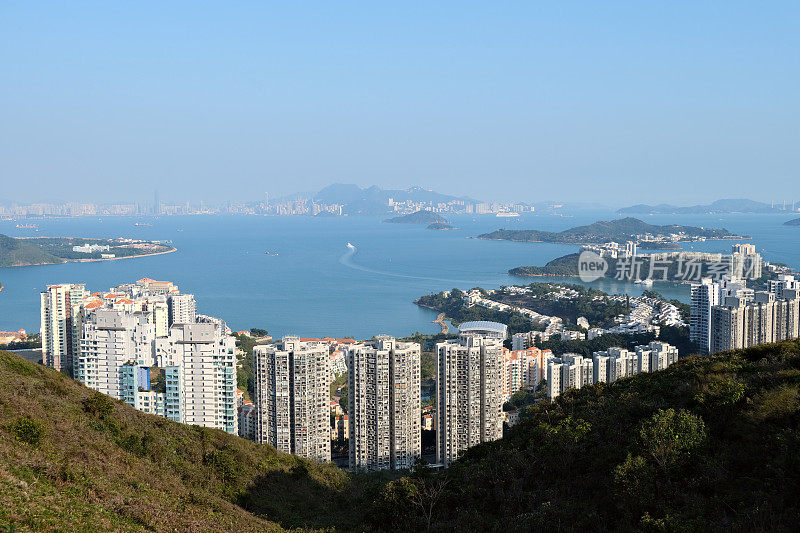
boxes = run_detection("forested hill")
[478,217,740,243]
[3,339,800,530]
[0,234,63,267]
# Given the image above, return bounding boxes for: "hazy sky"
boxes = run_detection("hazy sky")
[1,2,798,206]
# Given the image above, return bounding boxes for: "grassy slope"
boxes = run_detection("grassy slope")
[0,234,63,267]
[0,351,371,532]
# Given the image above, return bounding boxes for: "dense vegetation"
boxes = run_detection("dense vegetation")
[489,283,630,328]
[478,217,739,243]
[0,234,63,267]
[374,340,800,530]
[4,339,800,530]
[415,289,544,336]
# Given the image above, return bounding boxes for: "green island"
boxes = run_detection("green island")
[384,210,448,225]
[426,222,457,230]
[3,337,800,530]
[509,252,776,287]
[477,217,745,244]
[0,234,175,267]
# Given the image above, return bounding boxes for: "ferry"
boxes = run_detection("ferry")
[15,223,38,229]
[134,222,153,227]
[634,279,654,287]
[496,212,520,217]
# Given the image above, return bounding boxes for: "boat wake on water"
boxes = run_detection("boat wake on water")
[338,243,477,285]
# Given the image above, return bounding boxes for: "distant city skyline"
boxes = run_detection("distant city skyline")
[1,182,798,213]
[2,3,798,205]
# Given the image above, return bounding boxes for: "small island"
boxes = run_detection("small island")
[384,210,448,225]
[0,234,176,267]
[478,217,745,245]
[784,218,800,226]
[427,222,457,231]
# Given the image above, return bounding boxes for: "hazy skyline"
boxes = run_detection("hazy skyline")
[2,2,798,206]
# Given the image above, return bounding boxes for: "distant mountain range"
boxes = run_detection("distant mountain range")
[312,183,476,215]
[617,199,780,215]
[478,217,743,244]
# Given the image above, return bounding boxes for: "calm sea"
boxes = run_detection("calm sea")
[1,211,798,339]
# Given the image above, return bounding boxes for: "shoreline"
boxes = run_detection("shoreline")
[2,247,177,268]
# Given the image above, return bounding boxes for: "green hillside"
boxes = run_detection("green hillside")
[0,234,63,267]
[3,340,800,531]
[478,217,741,243]
[0,351,374,532]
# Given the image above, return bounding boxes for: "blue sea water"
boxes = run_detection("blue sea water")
[1,211,799,339]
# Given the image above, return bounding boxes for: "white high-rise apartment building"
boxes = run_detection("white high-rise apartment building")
[40,283,88,375]
[168,293,197,325]
[78,309,157,397]
[547,354,593,400]
[436,331,504,467]
[155,316,238,434]
[345,336,421,471]
[548,343,680,400]
[61,279,238,434]
[709,288,800,354]
[254,337,331,462]
[690,278,721,354]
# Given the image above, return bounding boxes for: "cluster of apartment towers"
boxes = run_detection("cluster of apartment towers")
[41,279,683,471]
[39,281,508,469]
[690,273,800,354]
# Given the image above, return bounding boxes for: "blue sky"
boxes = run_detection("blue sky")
[1,2,798,206]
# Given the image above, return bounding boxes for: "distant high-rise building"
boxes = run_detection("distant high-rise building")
[40,283,88,375]
[436,330,504,467]
[254,337,331,462]
[709,288,800,354]
[690,278,721,354]
[345,336,421,471]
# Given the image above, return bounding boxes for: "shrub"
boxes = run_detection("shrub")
[9,416,44,446]
[82,391,113,418]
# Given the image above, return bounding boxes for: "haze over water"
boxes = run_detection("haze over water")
[1,211,799,338]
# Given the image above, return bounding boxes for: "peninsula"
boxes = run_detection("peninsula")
[784,217,800,226]
[0,234,175,267]
[477,217,744,245]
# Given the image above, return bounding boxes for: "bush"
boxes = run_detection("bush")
[9,416,44,445]
[82,391,114,418]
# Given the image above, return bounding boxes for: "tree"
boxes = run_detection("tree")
[637,408,706,470]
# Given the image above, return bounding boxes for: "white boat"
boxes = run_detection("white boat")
[634,279,654,287]
[496,212,520,217]
[346,242,355,249]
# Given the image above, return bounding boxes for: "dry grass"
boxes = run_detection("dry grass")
[0,350,359,532]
